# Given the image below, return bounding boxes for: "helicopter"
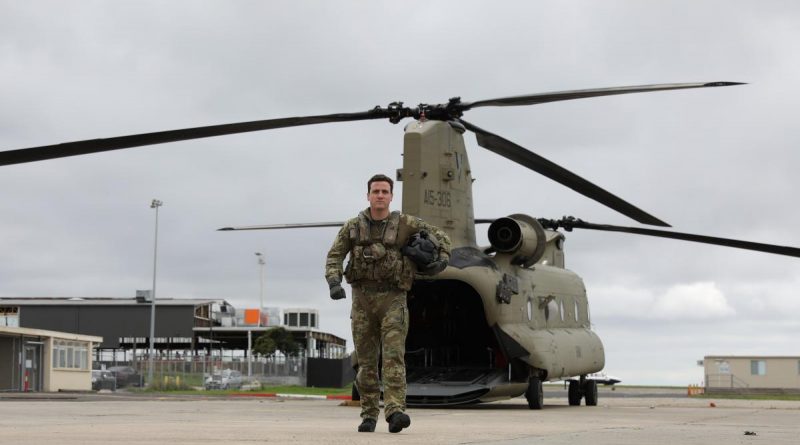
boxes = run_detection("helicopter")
[3,82,799,409]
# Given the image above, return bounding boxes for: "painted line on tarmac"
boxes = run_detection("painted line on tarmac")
[230,393,352,400]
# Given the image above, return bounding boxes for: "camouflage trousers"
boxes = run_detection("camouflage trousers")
[351,285,409,421]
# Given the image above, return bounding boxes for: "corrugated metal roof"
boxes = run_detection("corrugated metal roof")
[704,355,800,360]
[0,297,228,306]
[0,325,103,342]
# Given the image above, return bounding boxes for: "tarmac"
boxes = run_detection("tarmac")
[1,387,798,444]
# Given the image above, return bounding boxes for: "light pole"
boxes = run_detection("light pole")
[148,199,163,387]
[250,252,266,378]
[255,252,265,324]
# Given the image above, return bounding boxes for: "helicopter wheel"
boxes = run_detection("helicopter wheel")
[583,380,598,406]
[525,377,544,410]
[567,380,582,406]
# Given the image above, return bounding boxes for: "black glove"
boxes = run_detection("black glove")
[328,278,346,300]
[419,255,449,276]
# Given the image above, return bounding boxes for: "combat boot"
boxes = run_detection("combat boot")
[358,418,377,432]
[387,412,411,433]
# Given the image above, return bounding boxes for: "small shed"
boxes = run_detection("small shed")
[704,355,800,394]
[0,326,102,392]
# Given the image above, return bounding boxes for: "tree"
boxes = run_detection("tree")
[253,335,277,357]
[255,327,301,357]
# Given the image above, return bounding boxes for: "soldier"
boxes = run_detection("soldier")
[325,173,451,433]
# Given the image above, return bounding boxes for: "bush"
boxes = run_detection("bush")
[146,375,192,391]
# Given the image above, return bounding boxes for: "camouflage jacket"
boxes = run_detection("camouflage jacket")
[325,208,452,291]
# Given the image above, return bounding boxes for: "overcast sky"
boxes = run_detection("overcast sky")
[2,0,799,386]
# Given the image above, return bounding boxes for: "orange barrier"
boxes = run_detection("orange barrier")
[687,384,705,396]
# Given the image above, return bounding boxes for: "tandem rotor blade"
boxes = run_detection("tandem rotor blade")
[218,222,346,231]
[460,82,744,110]
[0,110,389,167]
[542,218,800,258]
[460,119,670,227]
[1,82,744,167]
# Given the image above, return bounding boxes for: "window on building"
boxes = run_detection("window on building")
[52,340,89,370]
[288,313,298,327]
[299,313,309,327]
[310,313,316,328]
[750,359,766,376]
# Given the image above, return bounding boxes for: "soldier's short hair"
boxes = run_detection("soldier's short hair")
[368,174,394,193]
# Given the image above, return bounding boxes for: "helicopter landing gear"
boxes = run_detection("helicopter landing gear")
[350,362,361,401]
[525,377,544,410]
[583,379,598,406]
[567,377,598,406]
[567,380,582,406]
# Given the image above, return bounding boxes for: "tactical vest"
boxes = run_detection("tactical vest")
[343,211,416,290]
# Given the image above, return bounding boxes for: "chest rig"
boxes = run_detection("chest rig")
[343,211,416,290]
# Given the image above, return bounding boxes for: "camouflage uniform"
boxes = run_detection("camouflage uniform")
[325,208,451,421]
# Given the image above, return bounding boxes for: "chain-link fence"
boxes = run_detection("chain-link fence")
[96,353,307,389]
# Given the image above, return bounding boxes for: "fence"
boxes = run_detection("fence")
[96,353,308,388]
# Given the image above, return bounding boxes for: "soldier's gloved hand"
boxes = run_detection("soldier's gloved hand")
[421,255,449,275]
[327,278,346,300]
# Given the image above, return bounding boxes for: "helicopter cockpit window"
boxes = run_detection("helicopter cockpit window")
[574,300,580,322]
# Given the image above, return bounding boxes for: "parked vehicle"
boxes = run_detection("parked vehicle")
[108,366,141,387]
[204,369,243,390]
[91,370,117,391]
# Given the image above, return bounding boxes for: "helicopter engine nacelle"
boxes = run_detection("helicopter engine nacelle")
[488,214,547,267]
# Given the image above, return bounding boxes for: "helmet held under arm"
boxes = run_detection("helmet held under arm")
[402,230,446,275]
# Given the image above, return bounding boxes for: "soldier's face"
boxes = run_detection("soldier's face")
[368,181,393,211]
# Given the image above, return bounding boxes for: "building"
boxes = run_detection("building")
[283,308,319,329]
[703,355,800,394]
[0,325,102,392]
[0,297,346,361]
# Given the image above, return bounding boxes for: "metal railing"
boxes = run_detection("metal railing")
[705,373,749,389]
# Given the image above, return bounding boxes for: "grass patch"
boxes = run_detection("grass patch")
[694,393,800,401]
[542,384,686,390]
[142,375,193,391]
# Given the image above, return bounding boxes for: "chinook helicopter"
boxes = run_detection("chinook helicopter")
[3,82,799,409]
